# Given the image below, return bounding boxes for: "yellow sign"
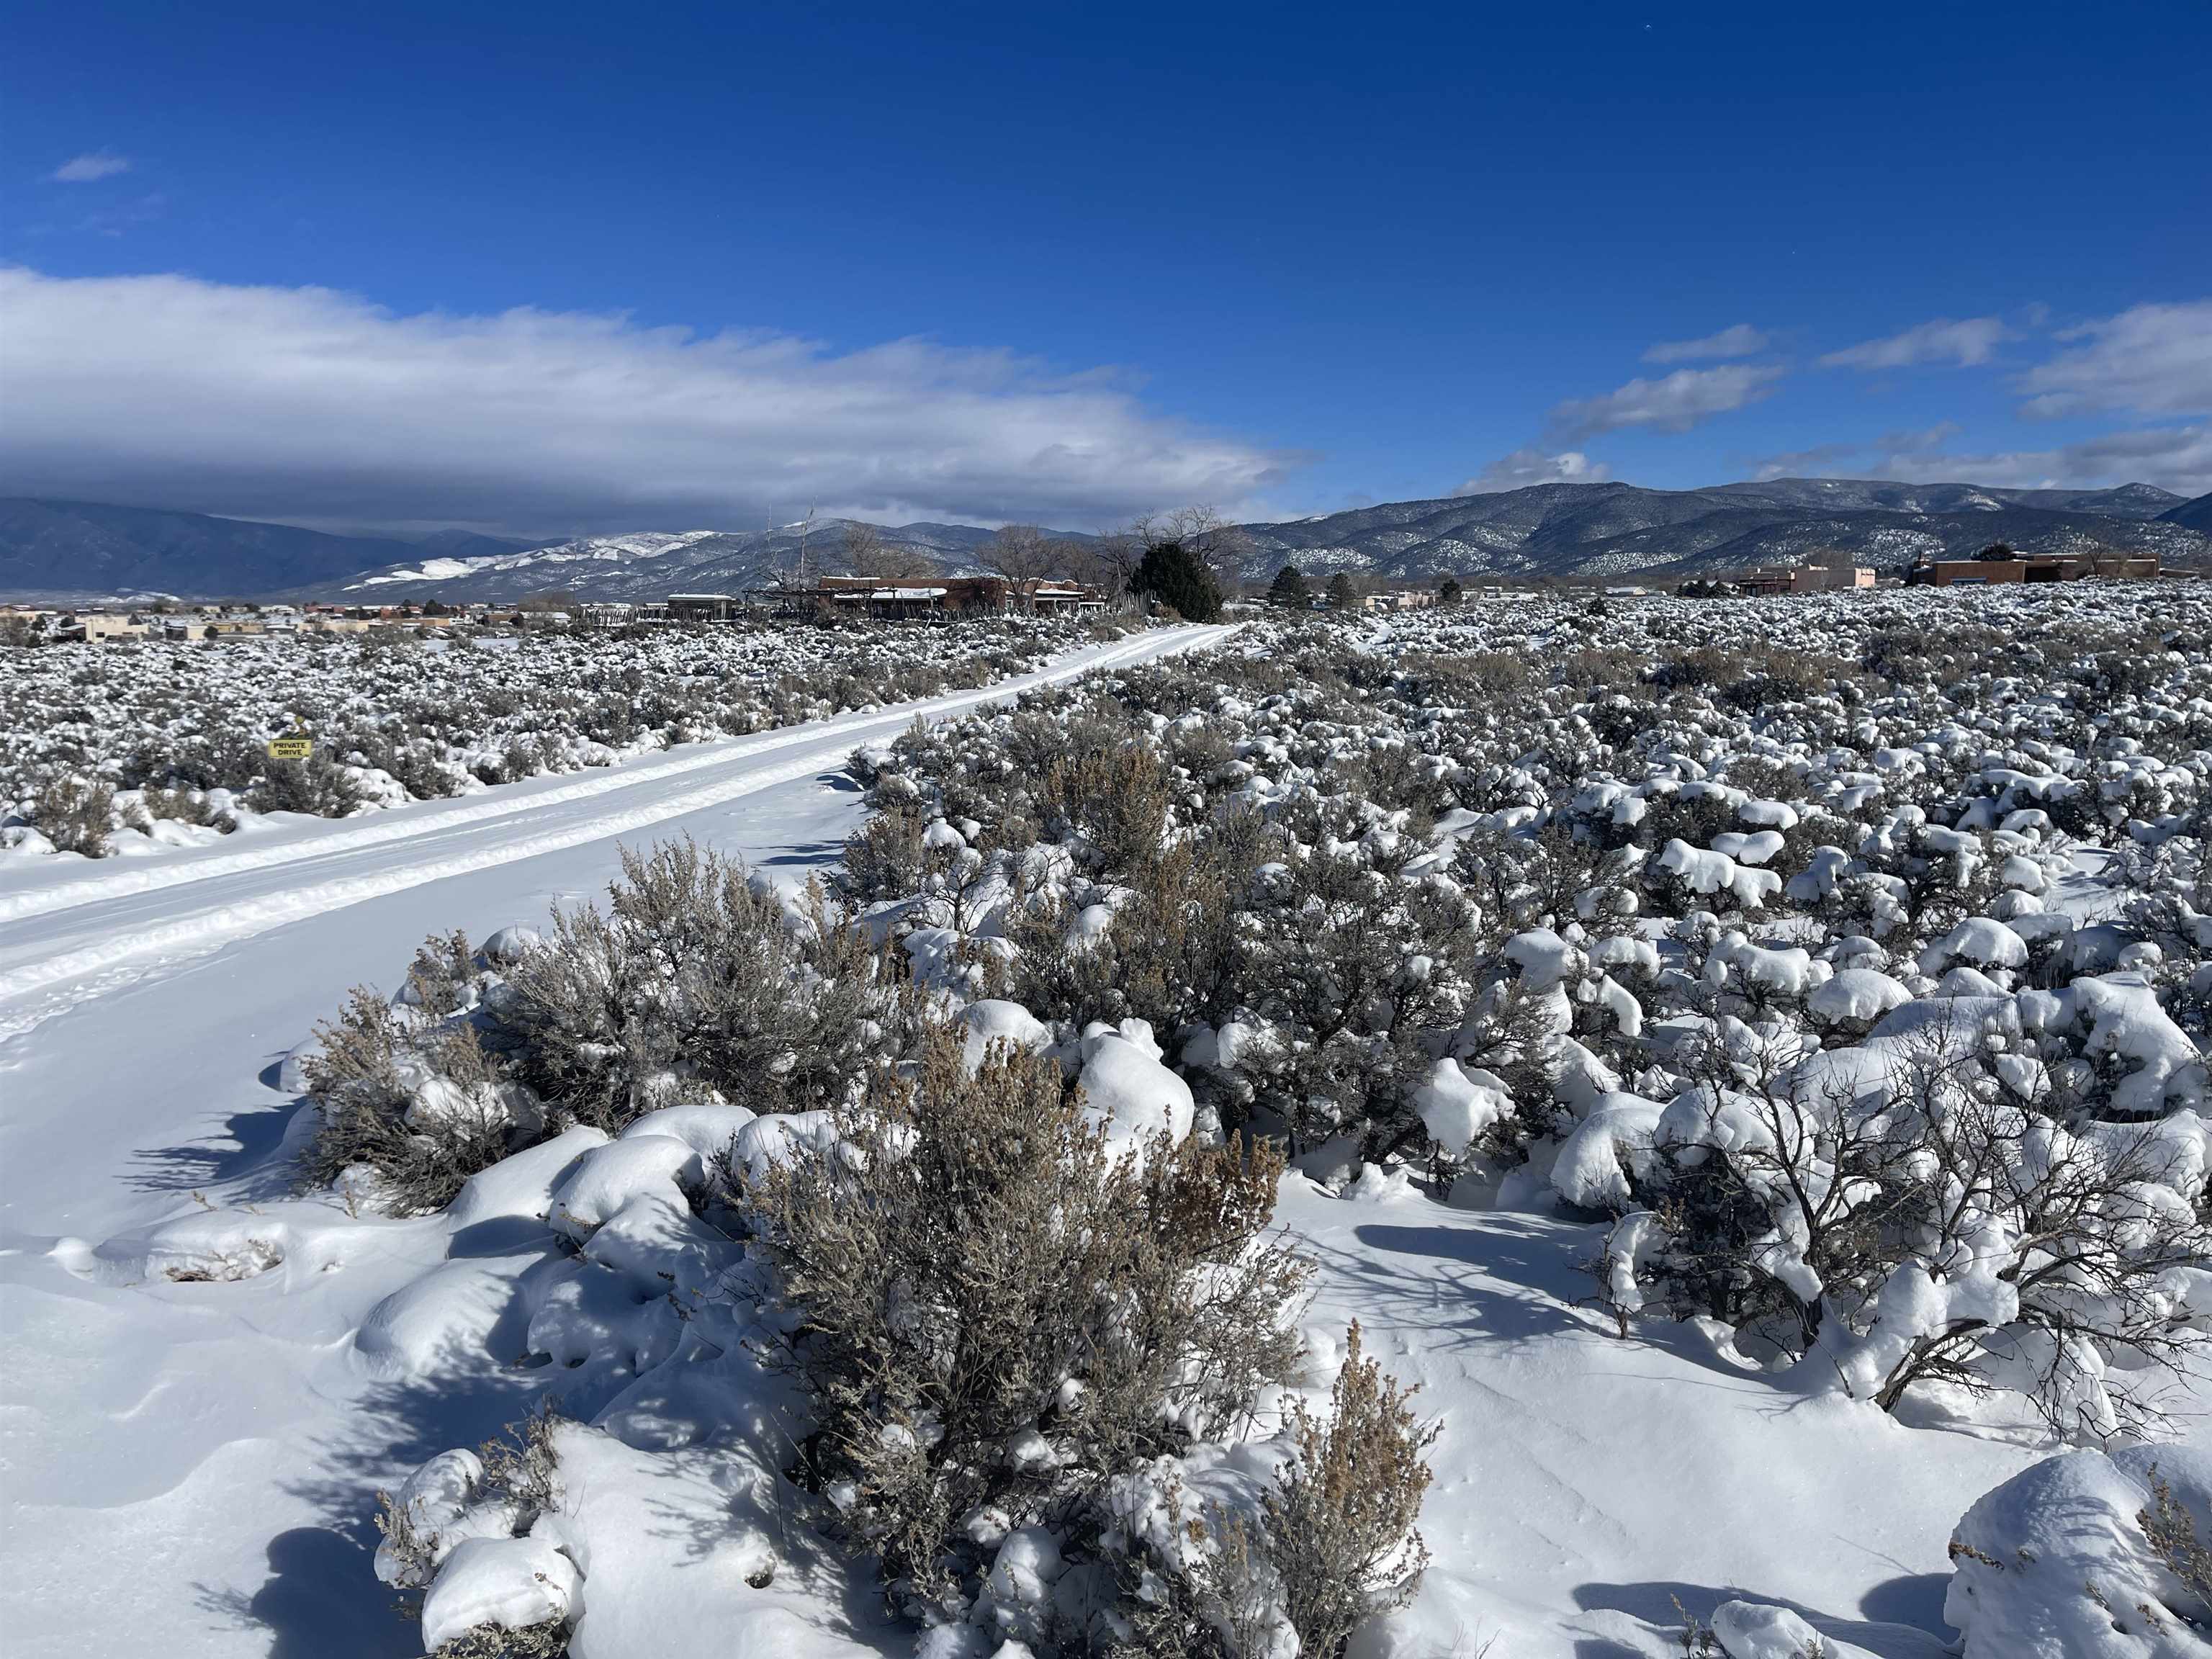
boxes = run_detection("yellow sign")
[266,737,314,760]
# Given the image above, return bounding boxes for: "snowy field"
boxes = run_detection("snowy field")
[1,613,1110,861]
[3,593,2209,1659]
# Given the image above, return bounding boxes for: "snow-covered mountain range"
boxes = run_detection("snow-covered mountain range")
[1230,479,2211,584]
[335,521,1013,603]
[3,480,2207,601]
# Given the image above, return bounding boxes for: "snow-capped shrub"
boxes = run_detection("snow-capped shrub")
[1252,1321,1434,1659]
[299,840,914,1209]
[1596,1009,2211,1438]
[1039,728,1175,878]
[740,1028,1309,1625]
[1115,1321,1436,1659]
[375,1402,575,1658]
[28,773,115,856]
[1945,1444,2212,1657]
[301,989,520,1213]
[245,751,368,817]
[500,839,908,1130]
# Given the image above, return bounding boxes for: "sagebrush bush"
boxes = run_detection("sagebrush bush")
[139,783,229,830]
[1041,729,1174,876]
[1118,1322,1437,1659]
[248,753,367,817]
[2139,1469,2212,1609]
[300,988,515,1212]
[377,1403,570,1658]
[30,773,114,855]
[744,1028,1309,1619]
[501,839,907,1130]
[1254,1322,1436,1658]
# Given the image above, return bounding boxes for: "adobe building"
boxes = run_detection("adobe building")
[1907,552,2159,586]
[1726,565,1877,596]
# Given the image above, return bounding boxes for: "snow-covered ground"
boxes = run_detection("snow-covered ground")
[1,613,1106,862]
[0,626,1222,1659]
[4,594,2209,1659]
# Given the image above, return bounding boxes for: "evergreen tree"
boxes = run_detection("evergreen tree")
[1438,577,1462,606]
[1130,541,1224,623]
[1326,572,1360,611]
[1267,565,1313,608]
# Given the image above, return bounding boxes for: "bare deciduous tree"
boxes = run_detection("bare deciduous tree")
[981,523,1061,606]
[1130,505,1253,598]
[842,521,933,580]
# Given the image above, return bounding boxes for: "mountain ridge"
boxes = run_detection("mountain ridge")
[0,480,2200,601]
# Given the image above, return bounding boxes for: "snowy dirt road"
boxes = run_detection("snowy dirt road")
[0,626,1226,1052]
[0,625,1224,1659]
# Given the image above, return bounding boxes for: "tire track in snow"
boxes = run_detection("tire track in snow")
[0,627,1202,928]
[0,626,1230,1040]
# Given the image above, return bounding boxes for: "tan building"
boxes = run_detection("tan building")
[1727,564,1877,597]
[1359,589,1438,613]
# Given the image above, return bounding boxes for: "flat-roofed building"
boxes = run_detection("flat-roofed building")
[1726,565,1878,596]
[1908,553,2159,586]
[667,593,745,622]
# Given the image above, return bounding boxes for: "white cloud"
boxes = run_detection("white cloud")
[1745,424,1964,482]
[2018,300,2212,418]
[1748,441,1864,481]
[1866,425,2212,496]
[1546,363,1784,441]
[1820,316,2011,369]
[1642,323,1772,364]
[1455,446,1612,495]
[0,267,1290,533]
[1877,421,1963,453]
[50,150,130,183]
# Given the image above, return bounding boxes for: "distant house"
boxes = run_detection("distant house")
[1723,565,1877,597]
[770,576,1105,619]
[1907,552,2159,586]
[1358,589,1437,613]
[667,593,745,622]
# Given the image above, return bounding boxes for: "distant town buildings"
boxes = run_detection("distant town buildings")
[1725,565,1877,597]
[1907,552,2159,585]
[1358,589,1437,613]
[768,576,1107,619]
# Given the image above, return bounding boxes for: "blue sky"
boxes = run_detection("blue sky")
[4,1,2208,533]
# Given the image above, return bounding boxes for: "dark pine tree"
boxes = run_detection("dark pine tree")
[1130,541,1225,622]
